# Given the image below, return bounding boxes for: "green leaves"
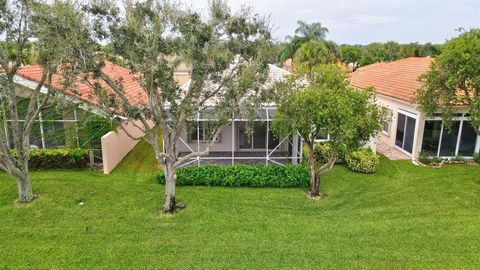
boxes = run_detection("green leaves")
[272,64,385,159]
[154,164,310,188]
[416,29,480,134]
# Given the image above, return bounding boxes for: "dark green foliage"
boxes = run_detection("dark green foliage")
[12,149,90,170]
[474,153,480,164]
[302,142,345,164]
[415,29,480,135]
[349,42,441,67]
[419,152,443,166]
[344,149,380,173]
[154,165,310,188]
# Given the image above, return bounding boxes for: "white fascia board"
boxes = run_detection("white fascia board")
[13,75,49,94]
[14,74,109,118]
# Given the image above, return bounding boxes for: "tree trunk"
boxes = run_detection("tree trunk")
[307,143,320,197]
[162,165,176,213]
[15,172,37,203]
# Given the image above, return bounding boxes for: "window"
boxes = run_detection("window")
[382,108,392,135]
[238,121,278,150]
[382,121,390,134]
[421,118,479,157]
[187,121,220,142]
[395,111,416,154]
[439,121,460,156]
[458,121,477,156]
[421,120,442,156]
[315,128,329,141]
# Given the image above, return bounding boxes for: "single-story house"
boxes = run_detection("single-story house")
[14,61,301,172]
[350,57,480,160]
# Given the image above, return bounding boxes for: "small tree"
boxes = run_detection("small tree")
[272,64,385,198]
[415,29,480,136]
[340,44,362,71]
[0,0,72,202]
[294,41,337,73]
[56,0,272,213]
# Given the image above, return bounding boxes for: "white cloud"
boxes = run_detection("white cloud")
[351,15,399,25]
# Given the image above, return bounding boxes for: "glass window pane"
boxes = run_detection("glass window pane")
[238,122,251,149]
[439,121,460,156]
[315,128,328,140]
[395,113,406,148]
[458,121,477,156]
[421,120,442,156]
[268,123,280,149]
[403,116,416,154]
[253,122,266,149]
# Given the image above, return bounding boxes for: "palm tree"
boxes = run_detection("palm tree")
[277,21,330,66]
[295,20,329,41]
[278,36,307,64]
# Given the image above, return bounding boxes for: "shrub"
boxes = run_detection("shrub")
[345,149,379,173]
[314,142,334,163]
[154,164,310,188]
[302,142,345,164]
[419,152,432,165]
[474,153,480,164]
[12,149,90,170]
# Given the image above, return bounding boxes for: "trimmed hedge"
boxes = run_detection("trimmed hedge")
[12,149,90,170]
[345,149,379,173]
[154,165,310,188]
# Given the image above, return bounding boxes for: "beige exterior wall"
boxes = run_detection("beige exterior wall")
[376,94,425,160]
[101,120,146,174]
[376,94,479,159]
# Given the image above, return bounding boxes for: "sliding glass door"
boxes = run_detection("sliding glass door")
[395,111,417,154]
[238,122,278,150]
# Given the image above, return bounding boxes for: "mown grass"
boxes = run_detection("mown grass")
[1,146,480,269]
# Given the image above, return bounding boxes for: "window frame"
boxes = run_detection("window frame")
[187,121,221,143]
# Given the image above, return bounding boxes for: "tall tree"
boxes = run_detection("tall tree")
[0,0,71,202]
[56,0,272,213]
[278,21,329,65]
[295,20,329,41]
[272,64,385,198]
[415,29,480,136]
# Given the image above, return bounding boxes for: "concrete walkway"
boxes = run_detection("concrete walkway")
[377,140,410,160]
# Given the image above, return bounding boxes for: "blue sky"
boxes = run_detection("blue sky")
[184,0,480,44]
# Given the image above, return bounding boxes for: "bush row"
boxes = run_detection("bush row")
[420,152,480,166]
[12,149,90,170]
[155,164,310,188]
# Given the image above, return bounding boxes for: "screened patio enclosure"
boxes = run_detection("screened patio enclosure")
[2,96,113,164]
[421,113,480,158]
[177,107,303,167]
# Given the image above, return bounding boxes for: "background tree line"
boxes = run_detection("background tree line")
[276,20,442,71]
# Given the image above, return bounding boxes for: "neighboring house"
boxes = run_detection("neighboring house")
[350,57,480,160]
[177,64,302,166]
[15,62,150,173]
[15,61,300,172]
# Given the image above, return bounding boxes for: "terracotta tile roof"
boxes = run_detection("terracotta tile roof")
[17,61,290,111]
[349,57,434,102]
[16,61,147,107]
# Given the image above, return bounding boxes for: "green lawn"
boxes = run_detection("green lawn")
[1,143,480,269]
